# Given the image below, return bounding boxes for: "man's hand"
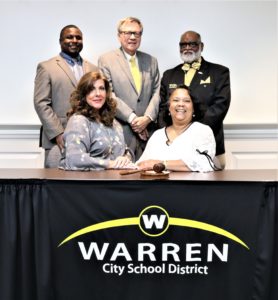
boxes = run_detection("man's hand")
[131,116,151,133]
[138,129,149,141]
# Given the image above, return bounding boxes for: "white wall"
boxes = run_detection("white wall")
[1,124,277,169]
[0,0,277,125]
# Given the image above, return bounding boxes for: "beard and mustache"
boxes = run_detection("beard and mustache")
[180,47,202,63]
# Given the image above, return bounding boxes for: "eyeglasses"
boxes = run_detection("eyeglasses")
[120,31,142,38]
[179,42,200,49]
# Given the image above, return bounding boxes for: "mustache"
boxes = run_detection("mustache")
[182,50,194,55]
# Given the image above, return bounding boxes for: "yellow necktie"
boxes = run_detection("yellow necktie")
[130,57,141,93]
[182,61,201,86]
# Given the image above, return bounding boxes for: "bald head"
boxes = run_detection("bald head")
[180,31,202,43]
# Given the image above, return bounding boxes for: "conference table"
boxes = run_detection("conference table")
[0,169,277,300]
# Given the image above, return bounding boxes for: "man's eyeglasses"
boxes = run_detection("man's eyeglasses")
[179,42,200,49]
[120,31,142,38]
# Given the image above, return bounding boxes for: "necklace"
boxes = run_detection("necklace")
[165,122,193,146]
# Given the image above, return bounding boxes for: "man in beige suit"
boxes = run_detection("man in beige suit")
[34,25,98,167]
[98,17,160,159]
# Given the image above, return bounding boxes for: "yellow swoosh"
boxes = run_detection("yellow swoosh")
[59,217,138,247]
[170,218,249,249]
[58,216,249,249]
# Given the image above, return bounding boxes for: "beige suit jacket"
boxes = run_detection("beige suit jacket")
[98,49,160,154]
[34,55,98,149]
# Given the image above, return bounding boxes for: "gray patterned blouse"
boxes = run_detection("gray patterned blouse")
[59,114,126,170]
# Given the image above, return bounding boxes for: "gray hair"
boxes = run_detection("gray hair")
[117,17,143,34]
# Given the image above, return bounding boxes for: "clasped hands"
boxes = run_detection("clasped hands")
[131,115,151,141]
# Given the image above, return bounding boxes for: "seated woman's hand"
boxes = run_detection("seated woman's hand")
[109,156,137,169]
[136,159,162,170]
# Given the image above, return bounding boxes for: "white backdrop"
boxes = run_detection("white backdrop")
[0,0,277,125]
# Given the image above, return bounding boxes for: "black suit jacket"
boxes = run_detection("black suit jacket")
[158,57,231,155]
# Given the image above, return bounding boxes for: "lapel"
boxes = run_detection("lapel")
[56,55,77,87]
[83,60,90,74]
[190,57,210,89]
[116,48,139,95]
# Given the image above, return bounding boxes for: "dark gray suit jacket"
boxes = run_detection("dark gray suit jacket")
[158,58,231,155]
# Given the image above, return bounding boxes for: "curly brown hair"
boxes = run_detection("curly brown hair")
[67,71,117,127]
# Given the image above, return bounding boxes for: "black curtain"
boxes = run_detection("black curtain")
[0,179,277,300]
[270,184,278,300]
[46,180,277,300]
[0,180,54,300]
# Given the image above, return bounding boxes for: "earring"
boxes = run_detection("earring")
[192,113,195,118]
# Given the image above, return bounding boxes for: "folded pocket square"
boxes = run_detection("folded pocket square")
[200,77,211,84]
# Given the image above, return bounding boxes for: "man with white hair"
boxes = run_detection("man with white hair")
[158,31,231,168]
[98,17,160,160]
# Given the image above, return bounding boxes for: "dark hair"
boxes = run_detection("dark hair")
[163,84,205,126]
[67,71,117,127]
[59,25,80,41]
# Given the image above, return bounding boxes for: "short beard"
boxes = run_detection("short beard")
[180,48,202,63]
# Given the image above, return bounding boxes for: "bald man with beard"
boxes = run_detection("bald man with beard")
[158,31,231,168]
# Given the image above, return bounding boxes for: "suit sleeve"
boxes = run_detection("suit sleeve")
[33,63,64,140]
[143,57,161,121]
[98,56,134,122]
[201,67,231,131]
[157,71,169,127]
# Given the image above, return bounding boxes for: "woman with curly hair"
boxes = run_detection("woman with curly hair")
[59,71,134,170]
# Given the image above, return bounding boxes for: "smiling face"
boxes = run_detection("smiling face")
[86,79,107,110]
[60,27,83,58]
[169,88,194,125]
[118,20,142,55]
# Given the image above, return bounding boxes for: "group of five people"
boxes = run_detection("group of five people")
[34,17,231,172]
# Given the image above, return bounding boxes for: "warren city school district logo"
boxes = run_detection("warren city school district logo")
[58,205,249,249]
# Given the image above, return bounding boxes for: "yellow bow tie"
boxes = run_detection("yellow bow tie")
[182,60,201,86]
[182,61,201,72]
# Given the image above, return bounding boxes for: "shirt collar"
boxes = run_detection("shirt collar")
[60,52,83,66]
[121,48,137,62]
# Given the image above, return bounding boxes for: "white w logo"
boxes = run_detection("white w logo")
[142,215,166,229]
